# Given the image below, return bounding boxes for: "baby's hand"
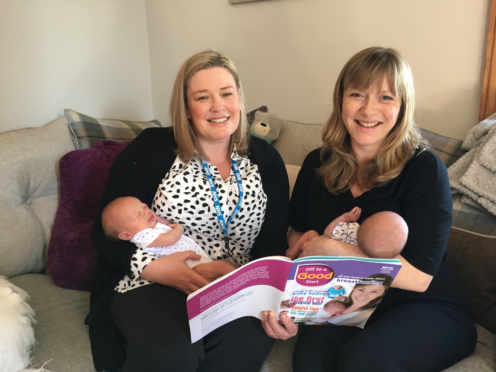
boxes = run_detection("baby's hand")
[342,207,361,223]
[156,215,173,226]
[323,207,362,238]
[170,223,184,234]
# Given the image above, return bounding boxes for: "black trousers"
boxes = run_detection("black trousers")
[111,283,274,372]
[293,301,477,372]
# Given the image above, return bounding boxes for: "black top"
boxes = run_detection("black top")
[85,127,289,370]
[290,148,470,321]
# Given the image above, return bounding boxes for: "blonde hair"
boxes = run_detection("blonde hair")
[170,50,249,161]
[319,47,428,194]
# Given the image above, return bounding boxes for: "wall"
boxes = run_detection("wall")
[0,0,152,133]
[146,0,489,140]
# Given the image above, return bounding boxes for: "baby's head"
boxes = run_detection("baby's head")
[323,301,346,315]
[333,285,343,290]
[357,211,408,259]
[102,196,157,241]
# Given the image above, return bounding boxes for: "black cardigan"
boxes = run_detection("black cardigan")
[85,127,289,371]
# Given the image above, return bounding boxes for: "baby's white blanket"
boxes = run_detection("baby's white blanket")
[448,114,496,215]
[0,277,50,372]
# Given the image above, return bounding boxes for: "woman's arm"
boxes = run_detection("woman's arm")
[298,234,433,292]
[91,129,172,274]
[140,252,209,294]
[287,228,304,249]
[248,139,290,259]
[286,228,316,259]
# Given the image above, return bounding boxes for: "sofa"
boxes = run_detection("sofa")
[0,111,495,372]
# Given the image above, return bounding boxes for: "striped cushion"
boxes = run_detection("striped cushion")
[65,109,162,150]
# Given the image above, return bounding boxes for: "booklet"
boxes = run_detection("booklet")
[187,256,402,343]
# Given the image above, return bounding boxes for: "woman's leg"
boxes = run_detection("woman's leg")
[338,302,476,372]
[293,302,476,372]
[112,284,274,372]
[293,325,362,372]
[198,316,275,372]
[111,284,203,372]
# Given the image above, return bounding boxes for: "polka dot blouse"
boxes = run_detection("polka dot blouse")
[115,151,267,293]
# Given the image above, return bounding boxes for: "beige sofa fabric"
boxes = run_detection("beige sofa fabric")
[0,117,75,278]
[11,274,93,372]
[273,120,323,166]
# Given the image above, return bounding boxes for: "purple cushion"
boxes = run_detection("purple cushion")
[47,140,129,291]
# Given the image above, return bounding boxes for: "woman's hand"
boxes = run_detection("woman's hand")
[193,261,237,282]
[140,251,210,294]
[261,311,298,340]
[286,230,319,259]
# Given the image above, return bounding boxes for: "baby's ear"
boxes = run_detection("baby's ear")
[118,231,133,241]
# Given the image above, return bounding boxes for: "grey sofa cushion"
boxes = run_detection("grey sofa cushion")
[0,117,75,278]
[273,120,323,166]
[10,274,94,372]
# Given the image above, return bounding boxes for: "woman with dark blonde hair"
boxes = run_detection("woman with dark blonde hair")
[85,50,290,372]
[324,274,393,328]
[264,47,477,371]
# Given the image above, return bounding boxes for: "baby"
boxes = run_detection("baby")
[320,300,347,320]
[102,196,212,268]
[294,207,408,259]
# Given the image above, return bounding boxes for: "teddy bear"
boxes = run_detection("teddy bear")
[249,110,285,144]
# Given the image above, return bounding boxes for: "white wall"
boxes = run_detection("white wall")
[146,0,489,140]
[0,0,152,132]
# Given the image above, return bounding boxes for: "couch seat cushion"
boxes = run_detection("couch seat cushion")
[10,274,93,372]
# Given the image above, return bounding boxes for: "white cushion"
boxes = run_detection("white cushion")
[0,277,36,372]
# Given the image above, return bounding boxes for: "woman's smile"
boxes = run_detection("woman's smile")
[208,116,230,123]
[355,120,381,128]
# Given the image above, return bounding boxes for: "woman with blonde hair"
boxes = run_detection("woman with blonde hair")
[264,47,476,371]
[324,274,393,328]
[85,50,290,372]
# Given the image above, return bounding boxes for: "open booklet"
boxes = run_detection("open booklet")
[187,256,402,343]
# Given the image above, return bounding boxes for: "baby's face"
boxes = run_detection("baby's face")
[118,198,157,236]
[324,302,346,315]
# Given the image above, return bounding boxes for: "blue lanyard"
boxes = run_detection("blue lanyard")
[201,158,244,259]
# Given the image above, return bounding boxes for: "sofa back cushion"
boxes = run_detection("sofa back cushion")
[445,227,496,334]
[0,117,75,278]
[273,120,323,166]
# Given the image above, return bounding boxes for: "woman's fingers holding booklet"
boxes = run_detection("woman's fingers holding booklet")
[261,311,298,340]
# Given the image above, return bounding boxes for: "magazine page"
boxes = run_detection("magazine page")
[187,256,291,343]
[277,257,401,328]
